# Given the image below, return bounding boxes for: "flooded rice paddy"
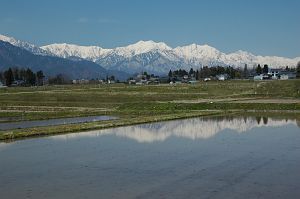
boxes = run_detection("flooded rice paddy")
[0,116,299,199]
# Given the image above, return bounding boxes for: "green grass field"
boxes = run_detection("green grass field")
[0,80,299,140]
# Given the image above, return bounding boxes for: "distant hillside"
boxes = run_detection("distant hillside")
[0,40,109,79]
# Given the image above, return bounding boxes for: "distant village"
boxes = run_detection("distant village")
[73,64,299,85]
[0,63,299,87]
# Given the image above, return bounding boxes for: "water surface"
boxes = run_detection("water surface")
[0,117,299,199]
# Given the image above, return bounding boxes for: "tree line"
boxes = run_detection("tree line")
[168,65,251,80]
[0,67,44,86]
[169,63,299,80]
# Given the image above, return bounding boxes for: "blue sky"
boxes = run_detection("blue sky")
[0,0,299,57]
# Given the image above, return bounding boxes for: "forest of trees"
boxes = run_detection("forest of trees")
[0,67,44,86]
[168,63,299,80]
[168,65,251,80]
[1,63,299,86]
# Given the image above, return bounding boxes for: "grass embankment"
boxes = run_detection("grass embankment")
[0,80,299,140]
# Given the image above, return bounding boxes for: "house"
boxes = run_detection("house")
[280,75,289,80]
[72,79,90,84]
[11,80,25,86]
[181,75,190,83]
[216,74,228,81]
[268,69,281,78]
[159,76,170,84]
[108,79,115,84]
[128,79,136,85]
[135,79,147,85]
[254,75,264,80]
[268,69,296,80]
[188,80,198,84]
[280,71,296,79]
[217,75,225,81]
[0,81,5,88]
[128,73,160,85]
[147,77,160,85]
[254,74,271,80]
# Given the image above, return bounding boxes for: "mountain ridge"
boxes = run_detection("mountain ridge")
[0,40,116,79]
[1,34,299,75]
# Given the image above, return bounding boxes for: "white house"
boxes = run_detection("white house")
[216,74,228,81]
[280,71,296,79]
[254,75,263,80]
[72,79,90,84]
[268,69,281,78]
[108,79,115,84]
[0,81,6,88]
[268,69,297,80]
[280,75,289,80]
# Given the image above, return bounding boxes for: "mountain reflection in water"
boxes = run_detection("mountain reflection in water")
[53,117,299,143]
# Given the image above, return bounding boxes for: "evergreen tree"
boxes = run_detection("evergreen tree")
[0,72,3,83]
[49,74,69,85]
[25,68,36,85]
[230,67,235,79]
[235,71,241,79]
[36,70,45,86]
[243,64,249,79]
[263,64,269,74]
[285,66,289,71]
[189,68,194,77]
[4,68,14,86]
[200,66,211,78]
[110,75,115,81]
[225,67,230,77]
[178,69,182,77]
[297,61,300,78]
[19,68,26,81]
[195,70,199,80]
[12,67,20,80]
[168,70,172,78]
[256,64,262,75]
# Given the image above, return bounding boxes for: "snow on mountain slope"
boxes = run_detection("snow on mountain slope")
[41,39,299,74]
[96,50,183,74]
[174,44,229,67]
[0,34,50,56]
[175,44,224,59]
[1,34,299,75]
[41,43,112,61]
[255,55,299,68]
[41,40,173,59]
[113,40,172,57]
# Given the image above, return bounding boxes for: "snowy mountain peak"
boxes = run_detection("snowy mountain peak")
[230,50,255,56]
[41,43,111,60]
[1,34,299,75]
[130,40,171,50]
[175,43,222,59]
[114,40,172,57]
[0,34,14,43]
[0,34,49,56]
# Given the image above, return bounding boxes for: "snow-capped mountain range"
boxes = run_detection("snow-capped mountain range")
[0,34,50,56]
[52,117,299,143]
[1,34,299,75]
